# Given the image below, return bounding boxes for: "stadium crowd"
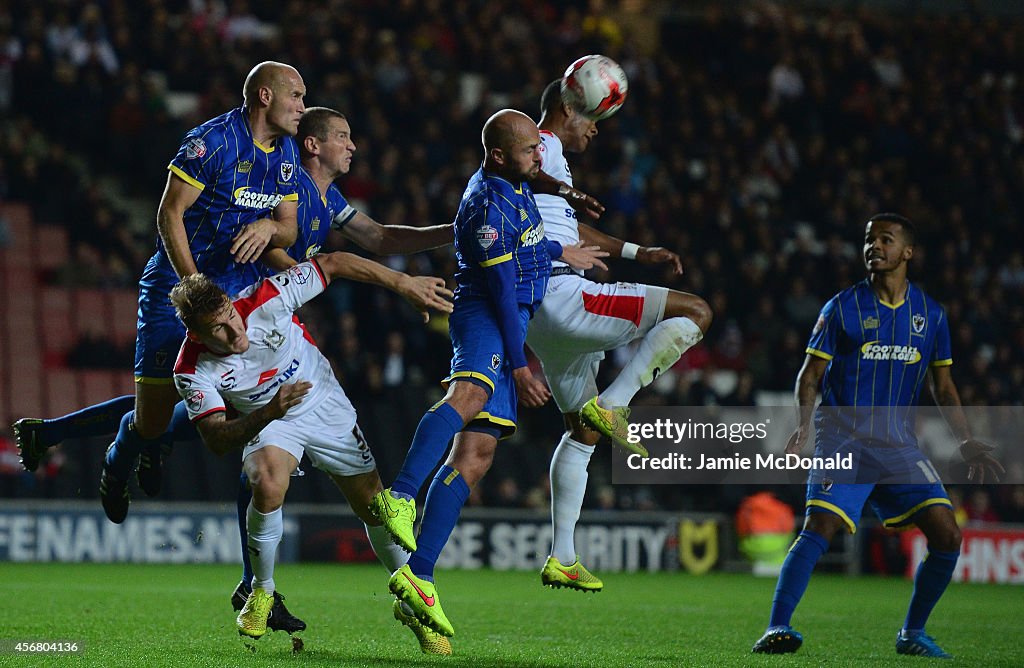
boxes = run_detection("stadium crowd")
[2,1,1023,520]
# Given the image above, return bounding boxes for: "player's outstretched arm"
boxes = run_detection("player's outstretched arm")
[157,172,204,278]
[339,211,453,255]
[314,252,453,322]
[194,381,312,456]
[578,222,683,274]
[928,365,1005,483]
[785,354,827,455]
[530,170,604,220]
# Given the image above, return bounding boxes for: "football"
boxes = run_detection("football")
[560,55,629,120]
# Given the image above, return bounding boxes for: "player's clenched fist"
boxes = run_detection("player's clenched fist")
[267,381,313,419]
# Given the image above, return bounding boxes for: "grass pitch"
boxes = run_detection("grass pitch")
[5,563,1021,667]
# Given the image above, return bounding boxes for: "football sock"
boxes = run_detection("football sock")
[365,523,410,572]
[105,410,157,480]
[237,471,254,585]
[406,465,470,581]
[600,317,702,408]
[391,403,464,498]
[246,502,282,594]
[549,433,595,564]
[45,395,135,446]
[768,530,830,627]
[903,549,959,632]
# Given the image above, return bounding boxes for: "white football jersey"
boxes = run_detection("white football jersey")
[536,130,580,260]
[173,261,352,425]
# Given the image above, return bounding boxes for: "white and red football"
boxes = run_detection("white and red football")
[560,55,628,121]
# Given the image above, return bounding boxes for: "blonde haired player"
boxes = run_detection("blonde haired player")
[528,80,713,590]
[170,256,452,646]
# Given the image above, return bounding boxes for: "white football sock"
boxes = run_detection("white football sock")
[365,522,410,573]
[600,317,703,408]
[550,433,595,565]
[247,502,283,593]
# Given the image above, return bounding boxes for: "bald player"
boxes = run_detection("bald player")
[368,110,607,641]
[99,61,306,525]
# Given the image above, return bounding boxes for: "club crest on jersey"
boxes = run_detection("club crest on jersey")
[184,137,207,160]
[491,354,501,371]
[477,224,498,250]
[820,477,834,493]
[912,314,926,334]
[264,330,285,352]
[280,162,294,182]
[862,316,879,330]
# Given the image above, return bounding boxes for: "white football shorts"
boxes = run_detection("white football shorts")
[527,273,668,412]
[242,387,375,477]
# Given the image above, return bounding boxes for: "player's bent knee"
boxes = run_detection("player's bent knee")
[930,523,962,553]
[663,291,713,333]
[803,512,844,540]
[446,382,490,422]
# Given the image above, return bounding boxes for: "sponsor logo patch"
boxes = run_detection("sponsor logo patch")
[185,389,204,411]
[862,316,879,329]
[813,314,826,335]
[184,137,207,160]
[477,225,498,250]
[236,160,252,173]
[288,263,313,285]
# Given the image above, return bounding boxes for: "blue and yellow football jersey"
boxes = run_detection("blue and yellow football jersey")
[452,168,551,311]
[236,163,357,287]
[154,106,301,296]
[806,279,952,447]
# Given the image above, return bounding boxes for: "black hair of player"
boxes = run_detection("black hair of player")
[868,212,916,246]
[298,107,348,143]
[540,79,563,115]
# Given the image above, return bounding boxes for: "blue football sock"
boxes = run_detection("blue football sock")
[904,549,959,631]
[406,465,471,581]
[104,410,154,480]
[237,471,254,585]
[391,403,464,498]
[169,401,198,442]
[768,529,830,627]
[45,395,135,445]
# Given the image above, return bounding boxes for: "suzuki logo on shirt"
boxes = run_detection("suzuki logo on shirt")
[233,186,285,210]
[520,223,544,247]
[248,359,301,401]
